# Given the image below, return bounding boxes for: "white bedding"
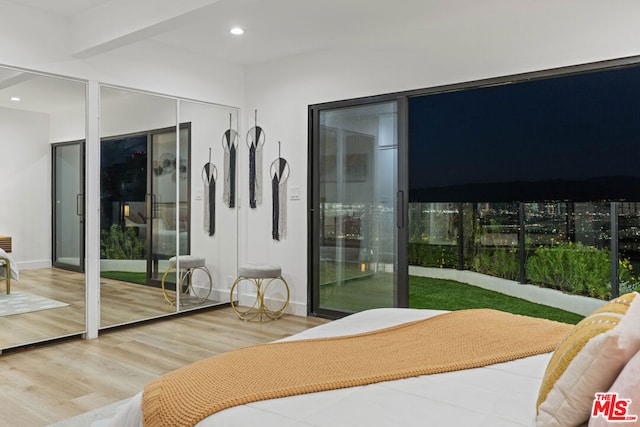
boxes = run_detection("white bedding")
[99,308,550,427]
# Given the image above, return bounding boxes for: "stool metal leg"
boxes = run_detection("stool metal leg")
[230,275,290,321]
[182,266,213,304]
[261,276,290,320]
[161,267,177,305]
[162,266,213,306]
[230,276,262,321]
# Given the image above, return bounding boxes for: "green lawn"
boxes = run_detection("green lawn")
[409,275,584,324]
[100,270,177,286]
[100,271,148,284]
[321,273,584,324]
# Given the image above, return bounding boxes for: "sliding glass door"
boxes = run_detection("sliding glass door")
[52,141,85,271]
[148,126,190,285]
[309,99,407,317]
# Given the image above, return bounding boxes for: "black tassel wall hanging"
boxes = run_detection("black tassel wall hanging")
[222,114,237,208]
[271,141,289,241]
[247,109,264,209]
[202,148,216,236]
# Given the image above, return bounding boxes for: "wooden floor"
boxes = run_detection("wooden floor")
[0,267,229,349]
[0,268,86,349]
[0,306,329,426]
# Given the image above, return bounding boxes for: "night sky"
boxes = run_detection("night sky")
[409,65,640,202]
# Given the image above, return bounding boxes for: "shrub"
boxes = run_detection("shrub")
[100,224,146,260]
[525,242,611,299]
[408,242,458,268]
[471,247,519,281]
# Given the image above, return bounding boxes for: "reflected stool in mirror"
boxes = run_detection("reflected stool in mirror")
[161,255,213,306]
[230,264,290,321]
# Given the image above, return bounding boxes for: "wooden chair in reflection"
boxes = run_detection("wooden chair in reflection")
[0,235,12,294]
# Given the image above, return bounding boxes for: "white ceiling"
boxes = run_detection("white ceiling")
[2,0,456,113]
[146,0,447,66]
[8,0,109,17]
[3,0,638,115]
[6,0,478,66]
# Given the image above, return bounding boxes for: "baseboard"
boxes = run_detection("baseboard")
[17,260,52,270]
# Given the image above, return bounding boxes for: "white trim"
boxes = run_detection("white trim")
[16,260,52,270]
[85,80,101,340]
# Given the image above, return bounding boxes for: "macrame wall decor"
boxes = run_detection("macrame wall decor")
[247,109,265,209]
[202,148,217,236]
[222,113,238,209]
[271,141,290,241]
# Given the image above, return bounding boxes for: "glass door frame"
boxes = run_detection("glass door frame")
[308,94,409,318]
[52,140,86,273]
[146,123,191,287]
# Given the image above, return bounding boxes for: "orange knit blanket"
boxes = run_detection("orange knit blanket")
[142,309,572,427]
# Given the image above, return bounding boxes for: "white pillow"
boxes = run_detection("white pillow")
[588,349,640,426]
[536,292,640,427]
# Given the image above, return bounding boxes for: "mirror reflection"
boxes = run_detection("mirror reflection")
[177,100,238,312]
[0,71,240,345]
[99,88,238,328]
[0,68,86,350]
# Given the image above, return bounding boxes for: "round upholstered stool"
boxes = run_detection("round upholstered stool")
[161,255,213,306]
[230,264,290,321]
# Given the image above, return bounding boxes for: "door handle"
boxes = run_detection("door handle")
[76,194,83,216]
[396,190,404,229]
[146,194,157,220]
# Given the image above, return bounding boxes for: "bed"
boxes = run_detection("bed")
[98,293,640,427]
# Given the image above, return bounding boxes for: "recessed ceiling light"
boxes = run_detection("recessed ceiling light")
[230,27,244,35]
[10,96,20,102]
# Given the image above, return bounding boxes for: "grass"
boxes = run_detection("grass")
[409,276,584,324]
[100,270,177,286]
[100,271,148,284]
[321,272,584,324]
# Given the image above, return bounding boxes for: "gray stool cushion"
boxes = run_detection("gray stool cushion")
[238,264,281,278]
[169,255,206,269]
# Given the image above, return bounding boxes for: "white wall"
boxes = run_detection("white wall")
[49,102,86,143]
[243,2,640,315]
[0,107,51,267]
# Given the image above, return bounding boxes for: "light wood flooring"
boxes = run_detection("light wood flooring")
[0,267,228,349]
[1,268,86,349]
[0,306,329,426]
[0,267,329,425]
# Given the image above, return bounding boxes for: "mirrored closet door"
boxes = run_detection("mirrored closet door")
[0,67,87,351]
[99,87,239,328]
[99,87,179,327]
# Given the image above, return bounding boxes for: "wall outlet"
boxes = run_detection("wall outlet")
[290,186,301,201]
